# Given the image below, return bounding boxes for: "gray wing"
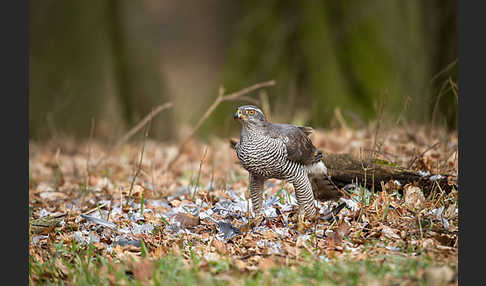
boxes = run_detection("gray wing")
[266,123,321,165]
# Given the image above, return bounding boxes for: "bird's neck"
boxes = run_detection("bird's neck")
[241,122,269,140]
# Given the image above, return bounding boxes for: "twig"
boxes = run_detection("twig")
[449,77,459,102]
[417,213,423,241]
[334,107,348,130]
[259,90,272,122]
[362,148,398,162]
[371,90,387,160]
[238,95,260,105]
[80,117,95,209]
[46,88,76,139]
[126,115,151,204]
[119,186,123,210]
[192,146,208,201]
[430,58,458,84]
[431,79,451,126]
[82,202,108,215]
[164,80,276,171]
[395,95,411,126]
[80,214,117,229]
[86,117,95,188]
[440,149,457,173]
[407,142,440,169]
[93,102,173,168]
[106,200,113,222]
[115,102,173,149]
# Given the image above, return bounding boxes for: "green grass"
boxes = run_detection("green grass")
[30,242,439,285]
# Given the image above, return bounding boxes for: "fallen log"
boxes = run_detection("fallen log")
[322,153,457,198]
[229,138,457,198]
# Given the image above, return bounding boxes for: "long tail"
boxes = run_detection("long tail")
[309,173,343,201]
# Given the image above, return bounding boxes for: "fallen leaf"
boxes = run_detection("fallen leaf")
[381,225,400,240]
[174,213,200,228]
[403,185,425,210]
[39,192,68,201]
[234,259,247,271]
[259,257,275,271]
[133,259,154,283]
[424,266,455,286]
[213,238,227,254]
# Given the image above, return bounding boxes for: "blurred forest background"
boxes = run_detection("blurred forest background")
[29,0,457,142]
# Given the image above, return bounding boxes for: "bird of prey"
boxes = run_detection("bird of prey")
[233,105,343,220]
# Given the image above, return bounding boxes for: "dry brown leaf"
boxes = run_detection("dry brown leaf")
[174,213,200,228]
[132,259,154,283]
[213,238,227,254]
[424,266,455,286]
[403,185,425,210]
[152,246,167,258]
[39,192,68,201]
[234,259,247,271]
[381,225,401,240]
[170,199,182,207]
[259,257,276,271]
[262,230,277,240]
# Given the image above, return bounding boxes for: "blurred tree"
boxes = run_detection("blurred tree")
[422,0,458,129]
[29,0,457,141]
[205,0,457,136]
[29,0,173,141]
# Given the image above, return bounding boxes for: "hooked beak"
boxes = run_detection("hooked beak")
[234,109,247,120]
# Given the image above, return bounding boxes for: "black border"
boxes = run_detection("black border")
[1,0,29,284]
[458,1,484,285]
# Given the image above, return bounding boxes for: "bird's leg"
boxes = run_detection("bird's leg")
[290,173,317,231]
[248,173,265,228]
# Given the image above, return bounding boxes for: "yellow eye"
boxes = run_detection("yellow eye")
[248,110,255,116]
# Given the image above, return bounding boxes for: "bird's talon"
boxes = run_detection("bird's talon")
[247,214,265,229]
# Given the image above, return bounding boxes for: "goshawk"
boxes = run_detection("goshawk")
[233,105,342,219]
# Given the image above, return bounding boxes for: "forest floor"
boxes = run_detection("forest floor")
[29,124,458,285]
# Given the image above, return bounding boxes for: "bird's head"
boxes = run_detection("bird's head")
[234,105,267,128]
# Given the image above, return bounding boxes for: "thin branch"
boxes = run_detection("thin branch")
[164,80,276,171]
[80,117,95,209]
[115,102,173,149]
[259,90,272,122]
[82,202,108,215]
[93,102,173,168]
[407,142,440,169]
[430,58,458,84]
[237,95,261,105]
[362,148,399,160]
[192,146,208,201]
[127,114,151,204]
[449,77,458,103]
[371,90,387,160]
[86,117,96,188]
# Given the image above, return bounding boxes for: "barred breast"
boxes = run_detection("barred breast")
[236,134,302,179]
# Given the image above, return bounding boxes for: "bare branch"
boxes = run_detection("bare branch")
[93,102,172,168]
[127,114,151,204]
[222,80,276,101]
[115,102,173,149]
[407,142,440,169]
[165,80,276,171]
[192,146,208,201]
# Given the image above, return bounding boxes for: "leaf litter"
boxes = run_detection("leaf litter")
[29,125,458,284]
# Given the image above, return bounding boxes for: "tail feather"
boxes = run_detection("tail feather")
[309,173,343,201]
